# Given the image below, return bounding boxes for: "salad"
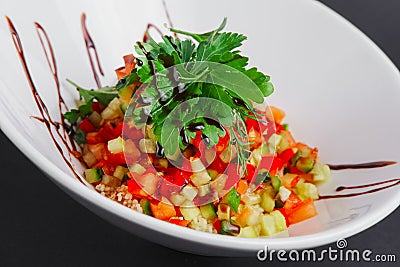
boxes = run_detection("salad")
[65,19,331,237]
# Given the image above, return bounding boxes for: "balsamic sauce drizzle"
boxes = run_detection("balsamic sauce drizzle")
[327,161,396,170]
[319,179,400,200]
[6,17,85,184]
[81,13,104,88]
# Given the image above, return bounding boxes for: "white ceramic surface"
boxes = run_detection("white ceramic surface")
[0,0,399,256]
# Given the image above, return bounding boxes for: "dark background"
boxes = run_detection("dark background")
[1,1,399,266]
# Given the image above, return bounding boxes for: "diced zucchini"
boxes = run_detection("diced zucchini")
[113,165,128,180]
[260,190,275,212]
[260,214,277,236]
[217,203,231,221]
[101,174,122,187]
[270,210,288,232]
[296,157,315,173]
[211,174,227,193]
[180,202,201,221]
[139,138,156,153]
[181,185,198,201]
[271,176,281,192]
[108,137,125,154]
[296,182,319,200]
[140,199,153,216]
[130,163,146,175]
[222,188,240,212]
[236,206,262,226]
[118,86,134,103]
[310,162,331,182]
[84,168,103,184]
[239,225,259,238]
[200,204,217,220]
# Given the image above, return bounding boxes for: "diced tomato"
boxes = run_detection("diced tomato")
[287,198,317,225]
[279,148,295,163]
[106,152,126,166]
[113,122,123,137]
[283,192,302,211]
[127,177,149,198]
[98,122,118,141]
[169,218,190,227]
[91,102,102,113]
[290,175,301,188]
[87,143,107,161]
[259,156,284,176]
[79,118,96,133]
[245,163,256,183]
[150,200,176,221]
[86,132,105,144]
[275,123,284,134]
[213,219,222,233]
[123,126,144,140]
[216,131,230,153]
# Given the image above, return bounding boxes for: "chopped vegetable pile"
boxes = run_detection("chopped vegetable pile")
[65,19,331,237]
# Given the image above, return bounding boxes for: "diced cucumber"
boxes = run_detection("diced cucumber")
[277,133,290,153]
[260,214,277,236]
[239,225,259,238]
[113,166,128,180]
[101,174,122,187]
[190,158,206,172]
[191,170,212,186]
[270,210,288,232]
[198,184,211,197]
[130,163,146,175]
[108,137,125,154]
[84,168,103,184]
[181,185,198,201]
[296,182,319,200]
[180,202,201,221]
[260,190,275,212]
[271,176,281,192]
[200,204,217,220]
[241,193,261,206]
[267,133,282,153]
[296,157,315,173]
[140,199,153,216]
[170,193,186,206]
[310,162,331,182]
[101,98,123,120]
[290,150,302,166]
[139,138,156,153]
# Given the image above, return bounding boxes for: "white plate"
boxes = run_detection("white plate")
[0,0,399,256]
